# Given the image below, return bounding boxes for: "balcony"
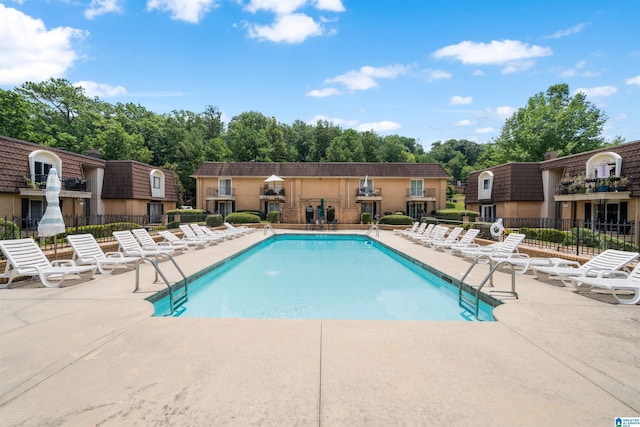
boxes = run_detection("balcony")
[355,187,382,202]
[405,188,436,201]
[205,187,236,200]
[554,175,631,202]
[16,174,89,195]
[260,186,285,201]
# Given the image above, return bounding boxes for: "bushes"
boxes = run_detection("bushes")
[377,214,414,225]
[570,228,639,251]
[361,212,372,224]
[266,211,280,223]
[434,209,479,222]
[0,218,19,240]
[225,212,261,224]
[206,214,223,227]
[520,227,568,244]
[167,220,180,229]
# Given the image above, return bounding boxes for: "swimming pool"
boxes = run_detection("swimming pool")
[151,234,496,321]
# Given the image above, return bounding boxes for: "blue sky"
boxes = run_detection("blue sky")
[1,0,638,150]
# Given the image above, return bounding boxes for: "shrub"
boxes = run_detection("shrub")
[266,211,280,223]
[520,227,568,244]
[225,212,261,224]
[435,209,479,222]
[393,211,405,215]
[166,208,206,222]
[167,220,181,229]
[570,227,639,251]
[377,214,414,225]
[206,214,223,227]
[361,212,372,224]
[0,218,20,240]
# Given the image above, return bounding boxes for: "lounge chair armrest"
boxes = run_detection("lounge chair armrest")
[602,270,630,278]
[51,260,78,267]
[104,252,126,259]
[583,267,615,277]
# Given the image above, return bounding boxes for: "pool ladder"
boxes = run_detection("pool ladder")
[366,224,379,236]
[458,255,518,318]
[264,223,276,235]
[134,253,189,314]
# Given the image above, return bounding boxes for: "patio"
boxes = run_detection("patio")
[0,229,638,426]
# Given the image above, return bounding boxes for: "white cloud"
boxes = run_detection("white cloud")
[307,114,357,127]
[559,60,599,78]
[85,0,123,19]
[423,68,451,82]
[306,87,341,97]
[314,0,345,12]
[475,127,495,134]
[244,0,306,15]
[247,13,322,43]
[449,95,472,105]
[0,4,87,85]
[433,40,552,74]
[74,80,126,97]
[472,69,484,76]
[456,119,476,126]
[146,0,218,24]
[356,120,400,133]
[626,75,640,86]
[495,106,516,117]
[326,64,409,91]
[545,23,589,39]
[575,85,618,97]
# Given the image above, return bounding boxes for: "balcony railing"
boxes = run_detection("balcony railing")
[355,187,381,197]
[260,186,285,196]
[406,188,436,198]
[555,175,630,195]
[16,174,88,191]
[205,187,235,198]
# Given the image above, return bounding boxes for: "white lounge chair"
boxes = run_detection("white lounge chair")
[180,224,218,245]
[533,249,639,286]
[67,233,140,274]
[223,222,252,236]
[569,262,640,304]
[0,238,96,288]
[460,233,526,259]
[113,230,175,258]
[395,221,419,236]
[132,228,186,254]
[415,225,447,244]
[433,228,479,252]
[193,225,230,242]
[423,226,463,248]
[159,230,206,250]
[400,222,427,239]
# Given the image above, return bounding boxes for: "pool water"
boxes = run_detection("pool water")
[151,234,495,321]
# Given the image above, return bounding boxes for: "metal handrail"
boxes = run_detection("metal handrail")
[366,224,379,236]
[458,255,518,318]
[264,223,276,235]
[133,253,189,314]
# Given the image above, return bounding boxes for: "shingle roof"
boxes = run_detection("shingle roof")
[0,135,105,193]
[192,162,451,178]
[466,163,544,203]
[102,160,178,201]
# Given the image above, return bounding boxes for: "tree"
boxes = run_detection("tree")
[0,89,32,140]
[493,83,608,163]
[226,111,270,161]
[326,129,365,162]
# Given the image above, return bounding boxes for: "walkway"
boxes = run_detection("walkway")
[0,229,638,426]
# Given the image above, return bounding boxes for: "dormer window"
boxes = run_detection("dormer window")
[150,169,165,198]
[28,150,62,184]
[478,171,494,199]
[586,152,622,178]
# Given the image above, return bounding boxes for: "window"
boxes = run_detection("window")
[478,171,494,200]
[410,179,423,197]
[586,152,622,179]
[219,178,232,196]
[481,204,496,220]
[149,169,165,198]
[28,150,62,184]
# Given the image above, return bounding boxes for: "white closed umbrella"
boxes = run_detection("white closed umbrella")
[38,168,66,258]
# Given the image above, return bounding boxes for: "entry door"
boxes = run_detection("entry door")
[481,204,495,221]
[22,198,43,229]
[217,201,232,217]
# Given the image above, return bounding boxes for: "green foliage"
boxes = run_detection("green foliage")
[435,209,479,222]
[206,214,223,227]
[361,212,372,224]
[0,218,20,240]
[493,83,608,164]
[520,227,568,244]
[167,220,181,229]
[569,228,639,251]
[266,211,280,223]
[65,222,141,240]
[377,214,414,225]
[225,212,261,224]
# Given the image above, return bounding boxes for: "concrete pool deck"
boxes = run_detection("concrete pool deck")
[0,229,638,426]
